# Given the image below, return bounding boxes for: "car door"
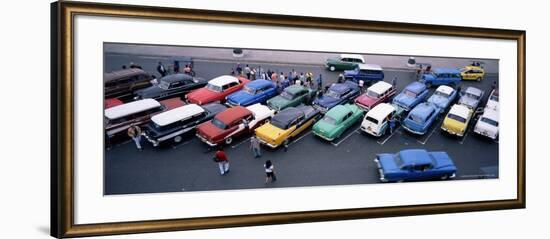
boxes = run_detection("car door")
[340,112,353,133]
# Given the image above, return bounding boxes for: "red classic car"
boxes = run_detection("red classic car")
[186,75,250,105]
[196,104,274,146]
[355,81,396,111]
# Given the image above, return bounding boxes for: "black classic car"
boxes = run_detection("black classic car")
[142,103,227,147]
[134,74,207,100]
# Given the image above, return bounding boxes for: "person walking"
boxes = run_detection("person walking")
[250,136,262,158]
[127,124,143,150]
[389,117,397,134]
[213,147,230,175]
[316,74,323,91]
[271,71,278,83]
[264,160,277,184]
[279,72,285,83]
[244,64,251,79]
[157,61,167,77]
[337,73,345,83]
[358,79,365,93]
[258,66,265,80]
[236,64,243,76]
[173,60,180,73]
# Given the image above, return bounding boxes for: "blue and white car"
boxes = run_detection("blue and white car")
[226,79,278,106]
[427,85,458,112]
[392,81,429,111]
[374,149,457,182]
[402,102,441,135]
[420,68,462,87]
[313,81,361,113]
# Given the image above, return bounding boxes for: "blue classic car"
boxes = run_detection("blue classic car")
[420,68,462,87]
[392,81,429,111]
[226,79,278,106]
[313,81,361,113]
[374,149,457,182]
[427,85,458,112]
[344,63,385,84]
[402,102,441,135]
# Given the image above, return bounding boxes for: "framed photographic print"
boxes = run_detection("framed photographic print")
[51,1,526,238]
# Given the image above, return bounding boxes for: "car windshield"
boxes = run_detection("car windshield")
[481,117,498,127]
[408,114,424,124]
[490,94,499,102]
[243,85,256,95]
[325,90,341,98]
[322,116,337,125]
[466,92,480,100]
[434,90,450,98]
[211,117,228,129]
[366,89,380,98]
[158,80,170,90]
[206,83,223,92]
[280,91,295,100]
[404,90,417,97]
[448,113,466,123]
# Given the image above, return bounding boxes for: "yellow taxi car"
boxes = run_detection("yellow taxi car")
[441,104,473,137]
[255,105,320,148]
[460,65,485,81]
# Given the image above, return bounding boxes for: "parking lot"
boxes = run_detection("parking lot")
[104,47,498,195]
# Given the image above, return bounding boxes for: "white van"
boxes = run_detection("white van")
[360,103,396,137]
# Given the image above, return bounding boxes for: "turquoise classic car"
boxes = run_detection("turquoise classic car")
[312,104,364,141]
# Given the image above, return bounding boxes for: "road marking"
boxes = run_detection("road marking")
[288,130,312,146]
[231,137,251,149]
[331,126,361,147]
[459,131,469,145]
[377,126,401,145]
[417,124,439,145]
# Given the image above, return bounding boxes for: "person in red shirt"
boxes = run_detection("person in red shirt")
[214,147,230,175]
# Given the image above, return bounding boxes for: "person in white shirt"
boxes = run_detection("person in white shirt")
[264,160,276,184]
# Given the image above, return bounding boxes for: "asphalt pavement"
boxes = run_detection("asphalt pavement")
[104,48,499,195]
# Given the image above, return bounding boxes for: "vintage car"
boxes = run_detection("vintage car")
[104,98,123,109]
[441,104,473,137]
[343,63,384,84]
[104,68,152,99]
[392,81,429,111]
[374,149,457,182]
[196,103,274,146]
[485,89,499,111]
[186,75,250,105]
[426,85,458,112]
[458,86,484,110]
[255,105,320,148]
[354,81,396,111]
[266,85,316,111]
[325,54,365,71]
[402,102,441,135]
[134,73,207,101]
[226,79,278,106]
[312,81,361,113]
[104,98,185,140]
[360,103,397,137]
[473,107,499,140]
[460,65,485,81]
[142,103,227,147]
[312,104,364,141]
[420,68,462,87]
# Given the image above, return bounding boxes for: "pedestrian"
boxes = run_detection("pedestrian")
[250,67,256,80]
[250,135,261,158]
[306,72,313,84]
[244,64,251,79]
[295,78,302,86]
[316,74,323,91]
[279,72,285,83]
[271,71,278,82]
[127,124,143,150]
[492,80,497,89]
[183,64,192,75]
[392,76,397,87]
[358,79,365,93]
[173,60,180,73]
[157,61,167,77]
[337,73,345,83]
[389,117,397,134]
[242,118,250,132]
[291,69,297,80]
[230,68,235,76]
[236,64,243,76]
[264,160,277,184]
[258,66,265,80]
[267,69,273,79]
[213,147,230,175]
[282,76,290,89]
[150,74,158,85]
[299,72,306,83]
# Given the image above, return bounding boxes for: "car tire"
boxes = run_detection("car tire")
[476,77,482,82]
[441,174,450,180]
[329,66,336,72]
[174,136,182,143]
[224,137,233,145]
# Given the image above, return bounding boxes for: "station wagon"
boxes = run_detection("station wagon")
[186,75,250,105]
[402,102,441,135]
[360,103,396,137]
[343,63,384,84]
[226,79,278,106]
[325,54,365,71]
[104,68,152,99]
[354,81,396,111]
[420,68,461,87]
[312,104,364,141]
[374,149,457,182]
[392,81,429,111]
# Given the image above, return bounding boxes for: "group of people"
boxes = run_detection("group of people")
[157,61,193,77]
[230,64,324,92]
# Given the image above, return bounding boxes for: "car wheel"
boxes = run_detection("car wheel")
[476,77,482,82]
[224,137,233,145]
[174,136,182,143]
[441,174,449,180]
[397,179,404,183]
[329,66,336,72]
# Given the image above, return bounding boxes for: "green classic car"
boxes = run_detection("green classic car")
[325,54,366,71]
[266,85,317,111]
[312,104,364,141]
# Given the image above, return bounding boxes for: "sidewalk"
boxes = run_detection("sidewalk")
[105,43,498,73]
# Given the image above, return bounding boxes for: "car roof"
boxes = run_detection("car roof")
[245,79,273,89]
[340,54,365,62]
[246,103,272,117]
[366,103,395,121]
[105,99,160,120]
[215,106,251,124]
[448,104,471,118]
[208,75,239,87]
[104,68,147,82]
[151,104,204,126]
[435,85,455,95]
[329,83,351,94]
[357,63,383,71]
[326,105,351,120]
[272,107,304,125]
[465,86,483,96]
[399,149,432,166]
[481,108,499,121]
[434,68,461,74]
[404,81,426,94]
[368,81,393,94]
[284,85,305,94]
[410,103,436,120]
[159,73,194,83]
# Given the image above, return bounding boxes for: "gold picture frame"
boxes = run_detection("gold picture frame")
[51,1,526,238]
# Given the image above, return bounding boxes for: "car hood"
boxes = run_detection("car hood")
[313,120,337,136]
[314,95,339,108]
[196,121,225,139]
[458,96,478,109]
[135,85,164,98]
[377,154,400,173]
[227,91,254,105]
[187,88,219,104]
[267,96,291,110]
[256,123,287,142]
[393,93,415,108]
[428,95,449,109]
[355,94,377,108]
